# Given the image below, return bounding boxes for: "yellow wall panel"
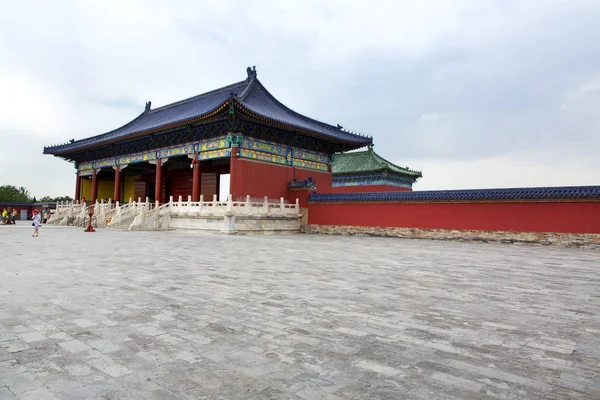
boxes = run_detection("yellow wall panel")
[123,175,140,203]
[82,179,91,201]
[80,179,114,202]
[97,180,113,201]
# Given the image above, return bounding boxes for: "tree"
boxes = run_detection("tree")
[39,195,73,202]
[0,185,32,202]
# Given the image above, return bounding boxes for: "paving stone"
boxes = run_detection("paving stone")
[0,372,43,394]
[58,340,91,353]
[0,386,16,400]
[1,226,599,399]
[0,360,26,379]
[16,332,46,344]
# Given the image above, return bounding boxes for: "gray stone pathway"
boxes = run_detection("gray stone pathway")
[0,225,599,399]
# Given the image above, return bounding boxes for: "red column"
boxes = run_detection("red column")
[113,165,121,203]
[91,169,98,204]
[192,153,201,202]
[155,159,162,203]
[75,173,81,203]
[229,146,238,200]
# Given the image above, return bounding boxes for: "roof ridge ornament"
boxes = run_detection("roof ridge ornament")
[246,66,257,80]
[144,101,152,113]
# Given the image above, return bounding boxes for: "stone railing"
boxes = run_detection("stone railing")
[112,194,300,232]
[166,194,299,217]
[53,195,300,233]
[47,201,84,225]
[49,200,116,226]
[108,198,150,228]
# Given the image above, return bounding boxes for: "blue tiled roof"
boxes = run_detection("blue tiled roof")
[288,178,317,190]
[309,186,600,202]
[45,81,247,155]
[239,80,369,145]
[44,68,372,155]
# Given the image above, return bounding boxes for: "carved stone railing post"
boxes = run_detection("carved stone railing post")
[187,195,192,214]
[178,196,182,215]
[263,196,269,216]
[222,194,236,234]
[226,194,233,213]
[212,194,217,214]
[199,195,204,214]
[245,195,251,215]
[280,197,285,215]
[137,205,146,225]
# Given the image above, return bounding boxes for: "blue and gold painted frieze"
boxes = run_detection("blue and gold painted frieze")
[199,148,231,160]
[240,149,287,165]
[118,150,157,166]
[292,158,328,172]
[78,162,93,171]
[76,135,330,173]
[157,144,194,159]
[242,137,288,157]
[95,158,116,168]
[293,149,329,164]
[78,169,94,177]
[238,136,329,171]
[199,136,229,152]
[333,173,414,189]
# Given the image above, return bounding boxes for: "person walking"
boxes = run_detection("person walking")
[32,210,41,237]
[1,208,7,224]
[12,209,17,224]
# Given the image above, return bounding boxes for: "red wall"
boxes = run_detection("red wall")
[308,201,600,234]
[288,190,312,208]
[167,170,193,200]
[232,158,332,200]
[332,185,412,193]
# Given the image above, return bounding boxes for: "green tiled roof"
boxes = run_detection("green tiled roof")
[332,149,422,178]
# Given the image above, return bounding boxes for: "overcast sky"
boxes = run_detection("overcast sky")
[1,0,599,198]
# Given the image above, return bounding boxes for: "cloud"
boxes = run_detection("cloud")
[0,0,599,198]
[402,150,600,191]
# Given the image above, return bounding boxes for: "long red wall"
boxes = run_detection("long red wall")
[233,158,332,200]
[332,185,411,193]
[308,201,600,234]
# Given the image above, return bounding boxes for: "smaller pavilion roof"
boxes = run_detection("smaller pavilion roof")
[332,148,422,178]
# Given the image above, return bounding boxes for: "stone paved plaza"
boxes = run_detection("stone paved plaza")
[1,226,599,399]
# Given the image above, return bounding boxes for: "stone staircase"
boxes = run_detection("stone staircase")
[108,216,134,231]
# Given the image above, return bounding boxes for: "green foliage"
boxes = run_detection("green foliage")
[39,195,73,203]
[0,185,72,203]
[0,185,31,202]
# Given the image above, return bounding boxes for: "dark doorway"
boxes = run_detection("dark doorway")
[147,180,156,202]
